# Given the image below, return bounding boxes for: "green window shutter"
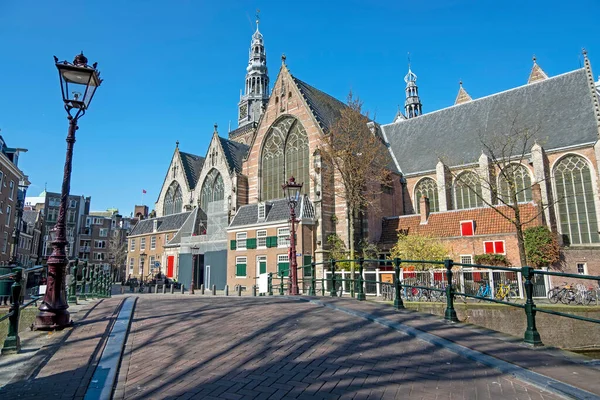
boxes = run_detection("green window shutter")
[247,238,257,249]
[230,240,237,250]
[259,261,267,274]
[267,236,277,248]
[278,262,289,277]
[236,263,247,277]
[303,255,312,276]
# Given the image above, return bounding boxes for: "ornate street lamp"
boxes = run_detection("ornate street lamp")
[282,176,303,295]
[35,53,102,330]
[140,252,147,281]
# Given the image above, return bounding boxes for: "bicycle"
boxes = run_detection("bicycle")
[475,281,492,302]
[495,282,516,301]
[548,282,576,304]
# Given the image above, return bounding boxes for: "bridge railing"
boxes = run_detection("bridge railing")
[273,258,600,346]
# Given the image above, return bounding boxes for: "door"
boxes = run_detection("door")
[205,265,211,288]
[257,256,267,293]
[167,256,174,278]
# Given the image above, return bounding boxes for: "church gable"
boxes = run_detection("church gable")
[155,145,197,217]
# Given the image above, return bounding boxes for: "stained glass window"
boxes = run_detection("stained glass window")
[498,164,532,204]
[163,182,183,216]
[454,171,483,210]
[200,169,225,210]
[414,177,439,213]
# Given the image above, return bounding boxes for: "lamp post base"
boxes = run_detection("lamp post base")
[34,310,72,331]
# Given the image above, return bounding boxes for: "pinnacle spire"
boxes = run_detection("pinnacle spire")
[403,54,422,118]
[455,80,472,105]
[528,55,548,84]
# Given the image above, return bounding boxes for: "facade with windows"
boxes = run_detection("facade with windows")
[380,53,600,276]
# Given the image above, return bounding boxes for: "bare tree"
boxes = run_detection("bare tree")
[320,92,390,287]
[107,230,128,281]
[441,115,557,267]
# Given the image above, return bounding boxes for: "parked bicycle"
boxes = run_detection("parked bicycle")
[475,281,492,301]
[547,282,577,304]
[495,282,516,301]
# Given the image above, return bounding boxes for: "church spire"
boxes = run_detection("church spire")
[238,9,270,128]
[404,55,422,118]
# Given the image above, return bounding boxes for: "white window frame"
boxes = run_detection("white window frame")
[236,232,247,250]
[576,263,588,275]
[459,220,475,236]
[277,227,290,248]
[235,256,248,278]
[0,171,3,192]
[130,238,136,252]
[256,255,267,276]
[129,258,135,274]
[9,181,14,200]
[151,236,156,250]
[99,228,108,237]
[459,254,473,265]
[258,203,266,219]
[256,230,267,249]
[94,240,106,249]
[140,237,146,251]
[5,205,11,227]
[482,240,506,255]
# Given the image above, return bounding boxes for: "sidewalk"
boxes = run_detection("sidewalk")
[309,297,600,396]
[0,296,125,399]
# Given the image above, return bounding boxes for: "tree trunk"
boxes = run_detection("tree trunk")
[349,208,355,298]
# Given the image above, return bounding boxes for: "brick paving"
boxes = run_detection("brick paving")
[0,297,124,400]
[116,296,563,399]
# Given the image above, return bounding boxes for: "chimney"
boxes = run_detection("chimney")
[531,182,545,225]
[420,196,430,224]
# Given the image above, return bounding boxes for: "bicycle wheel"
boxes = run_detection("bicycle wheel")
[561,290,575,305]
[548,288,561,304]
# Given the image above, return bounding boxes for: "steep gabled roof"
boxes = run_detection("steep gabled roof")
[218,137,250,174]
[229,196,314,228]
[382,68,599,175]
[179,151,205,190]
[291,76,348,130]
[379,203,540,245]
[129,211,191,236]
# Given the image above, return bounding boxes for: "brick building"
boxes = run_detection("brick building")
[16,210,44,266]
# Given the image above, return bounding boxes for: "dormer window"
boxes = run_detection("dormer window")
[460,220,475,236]
[153,220,159,232]
[258,203,266,220]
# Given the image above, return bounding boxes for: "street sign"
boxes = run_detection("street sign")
[155,261,161,268]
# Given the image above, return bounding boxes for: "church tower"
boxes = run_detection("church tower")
[238,12,270,128]
[404,63,422,118]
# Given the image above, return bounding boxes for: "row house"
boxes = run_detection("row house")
[15,210,44,266]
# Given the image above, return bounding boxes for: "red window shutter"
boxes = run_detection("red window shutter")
[484,242,494,254]
[460,221,474,236]
[494,241,505,254]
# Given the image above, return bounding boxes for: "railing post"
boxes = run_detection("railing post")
[393,258,404,309]
[357,258,366,301]
[94,266,100,297]
[522,266,543,346]
[89,265,96,298]
[80,263,87,301]
[444,259,459,322]
[309,262,316,296]
[329,260,337,297]
[68,261,78,304]
[279,273,284,296]
[268,273,273,296]
[2,267,23,354]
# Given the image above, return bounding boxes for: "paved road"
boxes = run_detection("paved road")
[115,297,561,400]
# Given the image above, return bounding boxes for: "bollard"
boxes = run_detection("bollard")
[121,286,125,294]
[1,268,23,355]
[212,285,216,295]
[268,273,273,296]
[162,283,166,294]
[191,277,195,295]
[224,285,229,296]
[201,284,205,295]
[443,259,459,322]
[522,266,543,346]
[252,285,257,296]
[181,284,185,294]
[238,284,242,296]
[330,260,337,297]
[170,284,175,294]
[393,258,404,309]
[309,262,316,296]
[357,258,366,301]
[68,261,78,304]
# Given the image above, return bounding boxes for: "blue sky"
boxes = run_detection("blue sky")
[1,0,598,215]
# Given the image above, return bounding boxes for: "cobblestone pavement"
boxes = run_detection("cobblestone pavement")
[0,297,124,400]
[116,297,562,400]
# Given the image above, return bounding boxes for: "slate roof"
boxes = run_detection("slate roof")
[179,151,205,190]
[291,76,348,130]
[379,203,540,245]
[129,211,191,236]
[219,137,250,174]
[381,69,599,175]
[22,210,39,225]
[228,122,257,139]
[229,196,314,228]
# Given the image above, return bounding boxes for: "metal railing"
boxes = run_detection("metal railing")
[68,260,113,303]
[271,258,600,347]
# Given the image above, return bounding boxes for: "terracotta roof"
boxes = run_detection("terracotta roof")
[380,203,540,244]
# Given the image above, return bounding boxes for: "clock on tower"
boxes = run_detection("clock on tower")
[239,103,248,121]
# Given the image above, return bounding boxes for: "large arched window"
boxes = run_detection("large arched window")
[200,169,225,211]
[454,171,484,210]
[414,178,439,213]
[498,164,532,204]
[554,155,599,245]
[163,182,183,216]
[261,117,309,201]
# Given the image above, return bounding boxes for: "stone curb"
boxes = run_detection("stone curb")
[84,296,137,400]
[300,298,600,400]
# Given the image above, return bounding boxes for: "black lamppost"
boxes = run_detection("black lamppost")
[35,53,102,330]
[9,179,30,266]
[140,252,147,281]
[282,176,303,296]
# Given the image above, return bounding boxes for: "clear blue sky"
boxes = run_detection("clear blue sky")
[1,0,598,215]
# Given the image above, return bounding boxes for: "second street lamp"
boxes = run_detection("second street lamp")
[35,52,102,330]
[282,176,303,296]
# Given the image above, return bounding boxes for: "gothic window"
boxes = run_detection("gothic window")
[498,164,532,204]
[163,182,183,216]
[414,178,439,214]
[553,155,599,245]
[200,169,225,211]
[453,171,484,210]
[261,117,309,201]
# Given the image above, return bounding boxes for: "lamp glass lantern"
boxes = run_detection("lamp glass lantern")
[282,176,303,214]
[55,53,102,112]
